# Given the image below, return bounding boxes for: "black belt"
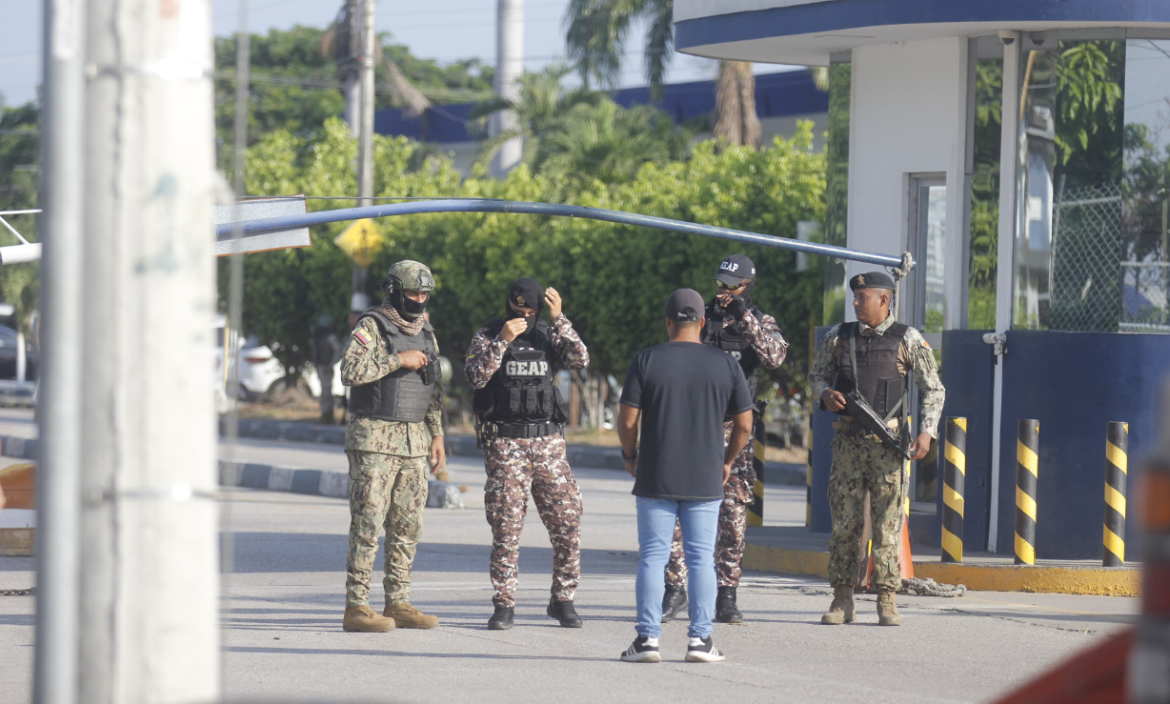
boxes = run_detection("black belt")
[482,421,559,439]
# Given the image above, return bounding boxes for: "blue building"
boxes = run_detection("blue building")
[373,69,830,173]
[675,1,1170,559]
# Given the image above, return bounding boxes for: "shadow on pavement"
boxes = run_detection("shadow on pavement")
[225,533,638,576]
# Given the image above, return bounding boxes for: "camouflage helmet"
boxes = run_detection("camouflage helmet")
[382,260,436,294]
[382,260,435,320]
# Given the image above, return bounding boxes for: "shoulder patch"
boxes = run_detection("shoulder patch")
[353,328,372,347]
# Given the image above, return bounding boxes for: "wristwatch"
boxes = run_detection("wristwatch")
[621,448,638,463]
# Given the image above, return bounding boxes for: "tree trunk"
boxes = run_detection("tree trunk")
[713,61,761,148]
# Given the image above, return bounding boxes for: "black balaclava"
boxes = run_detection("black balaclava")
[506,277,543,339]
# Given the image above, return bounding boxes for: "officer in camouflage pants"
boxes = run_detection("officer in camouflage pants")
[663,255,788,625]
[465,278,589,631]
[809,271,944,627]
[341,260,447,633]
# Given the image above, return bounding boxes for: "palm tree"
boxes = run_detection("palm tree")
[469,64,603,169]
[537,99,689,198]
[564,0,762,147]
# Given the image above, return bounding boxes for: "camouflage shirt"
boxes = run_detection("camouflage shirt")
[808,314,945,438]
[715,308,789,370]
[342,316,444,457]
[464,314,589,389]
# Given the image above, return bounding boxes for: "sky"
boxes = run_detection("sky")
[0,0,789,109]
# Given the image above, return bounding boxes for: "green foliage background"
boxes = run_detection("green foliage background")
[233,118,826,399]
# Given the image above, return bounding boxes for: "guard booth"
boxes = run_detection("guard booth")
[675,2,1170,558]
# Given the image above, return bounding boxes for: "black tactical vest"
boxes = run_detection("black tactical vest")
[833,321,908,418]
[703,301,765,400]
[473,319,565,424]
[348,309,437,423]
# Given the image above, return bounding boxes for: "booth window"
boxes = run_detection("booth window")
[1012,38,1169,333]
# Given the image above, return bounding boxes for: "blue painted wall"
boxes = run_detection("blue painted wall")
[910,331,996,549]
[993,330,1170,559]
[810,326,835,533]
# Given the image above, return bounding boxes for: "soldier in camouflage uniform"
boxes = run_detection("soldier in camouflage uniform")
[663,255,788,625]
[465,278,589,631]
[341,260,447,633]
[808,271,945,627]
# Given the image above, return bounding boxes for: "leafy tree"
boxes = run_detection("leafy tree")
[0,102,41,342]
[535,99,691,199]
[238,119,826,401]
[214,25,496,170]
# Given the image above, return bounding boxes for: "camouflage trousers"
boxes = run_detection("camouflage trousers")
[484,435,582,608]
[827,430,906,591]
[345,450,429,608]
[665,424,755,589]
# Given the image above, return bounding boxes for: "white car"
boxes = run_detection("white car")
[213,317,343,401]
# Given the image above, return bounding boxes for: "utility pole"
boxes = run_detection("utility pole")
[353,0,376,311]
[34,0,85,702]
[342,0,362,137]
[79,0,219,701]
[491,0,523,177]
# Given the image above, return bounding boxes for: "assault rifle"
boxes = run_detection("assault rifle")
[843,391,911,461]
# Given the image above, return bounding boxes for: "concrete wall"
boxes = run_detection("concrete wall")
[845,37,968,329]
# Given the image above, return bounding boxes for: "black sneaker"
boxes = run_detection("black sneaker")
[685,636,725,663]
[715,586,744,624]
[619,636,661,663]
[661,585,688,623]
[487,605,514,631]
[547,598,584,628]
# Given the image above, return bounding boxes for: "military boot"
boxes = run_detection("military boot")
[820,586,855,625]
[384,603,439,629]
[661,585,688,623]
[877,588,902,626]
[547,598,584,628]
[487,605,514,631]
[715,586,744,624]
[343,605,396,632]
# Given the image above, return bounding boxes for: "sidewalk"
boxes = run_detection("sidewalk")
[743,525,1140,597]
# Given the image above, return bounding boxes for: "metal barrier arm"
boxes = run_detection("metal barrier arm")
[214,198,915,270]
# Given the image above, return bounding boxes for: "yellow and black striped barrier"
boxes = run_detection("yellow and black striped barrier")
[805,423,813,527]
[1103,421,1128,567]
[747,414,765,527]
[941,417,967,563]
[1015,419,1040,565]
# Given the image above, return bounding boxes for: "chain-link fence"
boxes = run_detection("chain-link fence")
[1050,182,1126,332]
[1121,262,1170,332]
[1047,181,1170,332]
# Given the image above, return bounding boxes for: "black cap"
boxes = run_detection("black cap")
[508,278,543,312]
[665,288,705,322]
[849,271,896,292]
[713,254,756,286]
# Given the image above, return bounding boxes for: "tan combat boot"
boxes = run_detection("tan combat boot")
[820,586,855,625]
[385,603,440,629]
[343,605,396,632]
[877,588,903,626]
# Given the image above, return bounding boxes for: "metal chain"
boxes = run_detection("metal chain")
[0,586,35,596]
[900,577,966,597]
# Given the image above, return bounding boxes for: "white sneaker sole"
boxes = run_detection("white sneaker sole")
[685,649,726,663]
[620,650,662,663]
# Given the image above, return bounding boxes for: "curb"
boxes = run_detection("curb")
[743,543,1141,596]
[219,419,809,486]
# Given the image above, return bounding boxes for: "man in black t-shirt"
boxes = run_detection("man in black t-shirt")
[615,288,754,664]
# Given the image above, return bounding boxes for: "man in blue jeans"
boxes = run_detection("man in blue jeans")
[615,288,754,663]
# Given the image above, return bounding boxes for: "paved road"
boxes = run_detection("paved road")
[0,434,1139,703]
